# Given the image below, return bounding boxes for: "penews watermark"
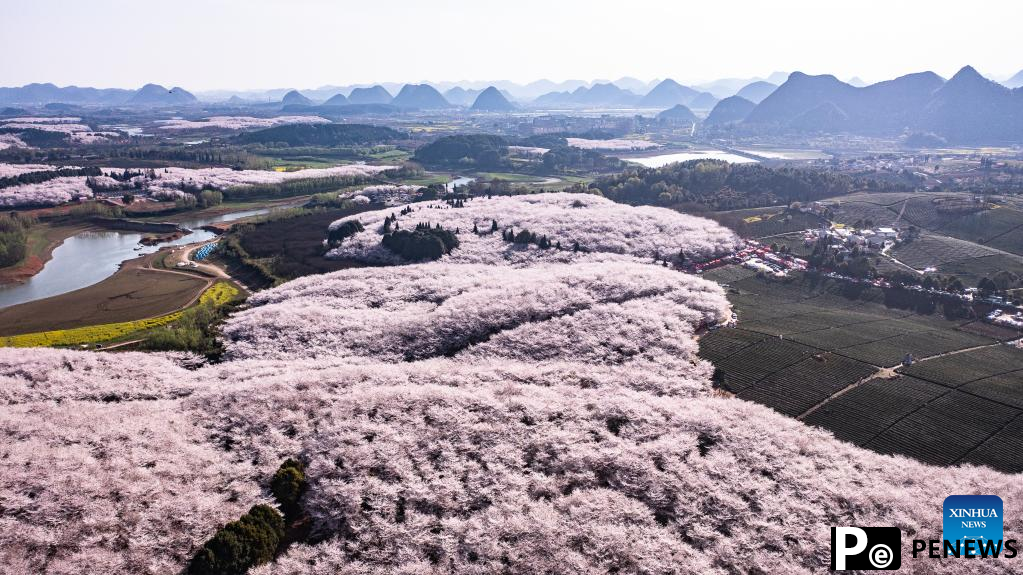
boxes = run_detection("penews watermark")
[830,526,901,570]
[832,494,1018,570]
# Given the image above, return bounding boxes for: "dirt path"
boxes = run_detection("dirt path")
[161,243,230,279]
[98,339,144,350]
[797,341,1006,421]
[797,366,898,421]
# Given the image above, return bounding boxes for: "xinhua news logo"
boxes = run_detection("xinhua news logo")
[942,495,1003,557]
[830,526,901,570]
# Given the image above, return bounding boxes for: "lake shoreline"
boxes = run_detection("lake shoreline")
[0,248,211,337]
[0,222,90,287]
[0,203,283,295]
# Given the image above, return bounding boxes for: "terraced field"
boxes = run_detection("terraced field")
[899,197,1023,255]
[804,376,947,445]
[889,233,1002,269]
[865,390,1020,467]
[699,269,1023,472]
[708,207,824,238]
[701,264,758,284]
[737,353,877,417]
[827,200,905,228]
[823,191,1023,275]
[940,254,1023,286]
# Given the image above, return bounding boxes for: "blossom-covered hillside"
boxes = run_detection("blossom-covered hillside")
[222,262,729,363]
[0,163,395,207]
[326,193,740,264]
[140,164,394,192]
[0,175,94,207]
[156,115,331,131]
[343,184,424,205]
[3,199,1021,574]
[566,137,660,150]
[0,117,119,145]
[0,350,263,575]
[4,347,1022,573]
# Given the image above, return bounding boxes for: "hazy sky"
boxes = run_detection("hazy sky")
[2,0,1021,90]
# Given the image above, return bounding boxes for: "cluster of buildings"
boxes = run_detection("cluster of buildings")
[519,114,638,136]
[987,310,1023,330]
[691,241,808,277]
[804,224,901,253]
[793,201,829,216]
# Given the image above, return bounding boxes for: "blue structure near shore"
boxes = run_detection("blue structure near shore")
[193,243,217,261]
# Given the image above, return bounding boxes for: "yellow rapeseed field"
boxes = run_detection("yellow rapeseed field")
[0,282,241,348]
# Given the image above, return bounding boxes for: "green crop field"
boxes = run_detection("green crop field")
[736,353,876,417]
[699,268,1023,472]
[900,345,1023,387]
[827,200,904,227]
[822,192,1023,274]
[961,371,1023,410]
[959,417,1023,471]
[804,376,947,445]
[865,390,1020,467]
[709,208,825,238]
[938,254,1023,286]
[889,233,1002,269]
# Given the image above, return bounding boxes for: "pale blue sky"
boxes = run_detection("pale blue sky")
[1,0,1020,89]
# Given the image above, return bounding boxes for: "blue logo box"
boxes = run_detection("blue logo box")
[943,495,1003,555]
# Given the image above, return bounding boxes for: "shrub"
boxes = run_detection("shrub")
[189,504,284,575]
[270,459,307,521]
[381,223,458,261]
[0,212,33,268]
[413,134,509,168]
[327,219,364,244]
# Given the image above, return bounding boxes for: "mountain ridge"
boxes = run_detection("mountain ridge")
[470,86,516,111]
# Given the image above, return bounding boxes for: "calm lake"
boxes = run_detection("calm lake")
[446,176,475,192]
[620,151,758,167]
[0,207,269,310]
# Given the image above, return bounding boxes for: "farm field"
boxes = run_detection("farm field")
[827,200,905,228]
[0,281,239,347]
[939,253,1023,286]
[472,171,548,183]
[758,232,815,257]
[0,251,209,336]
[900,344,1023,387]
[823,191,1023,270]
[888,232,1003,268]
[803,376,947,445]
[699,268,1023,471]
[901,197,1023,255]
[707,207,825,238]
[224,205,376,285]
[865,390,1020,467]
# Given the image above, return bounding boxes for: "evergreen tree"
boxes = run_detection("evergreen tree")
[189,505,284,575]
[270,459,307,522]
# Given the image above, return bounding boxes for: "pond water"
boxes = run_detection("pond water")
[0,207,269,310]
[619,151,759,167]
[737,148,831,160]
[446,176,476,192]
